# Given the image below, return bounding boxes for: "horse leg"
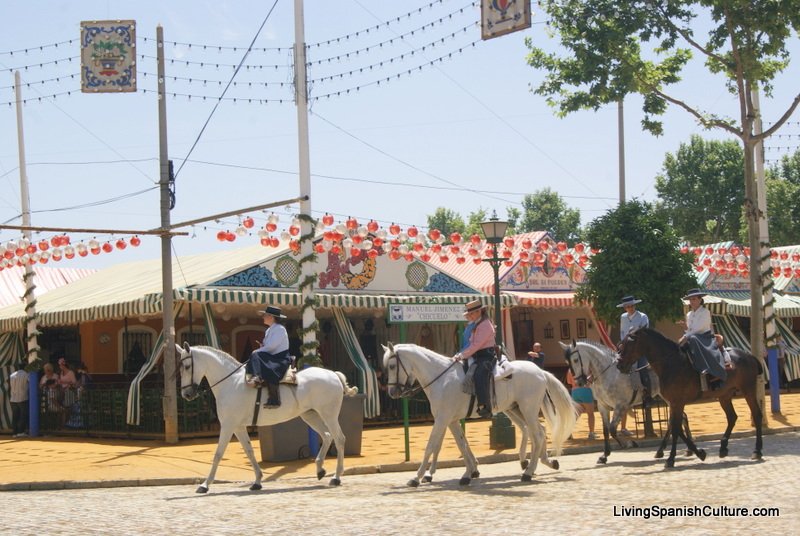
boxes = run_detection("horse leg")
[447,421,480,482]
[674,412,706,462]
[411,420,448,487]
[233,427,263,491]
[504,407,531,471]
[742,391,764,460]
[664,405,686,469]
[596,408,613,464]
[716,395,738,459]
[197,428,234,493]
[300,410,340,485]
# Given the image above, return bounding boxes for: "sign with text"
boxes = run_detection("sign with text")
[388,303,466,324]
[81,20,137,93]
[481,0,532,40]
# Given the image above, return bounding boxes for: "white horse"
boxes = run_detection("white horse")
[560,340,693,464]
[382,342,576,486]
[176,343,358,493]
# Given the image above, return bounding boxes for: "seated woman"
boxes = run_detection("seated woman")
[678,288,727,381]
[246,306,291,409]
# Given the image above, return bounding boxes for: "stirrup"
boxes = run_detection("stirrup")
[246,375,263,387]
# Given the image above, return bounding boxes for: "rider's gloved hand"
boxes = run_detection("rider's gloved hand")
[453,353,463,362]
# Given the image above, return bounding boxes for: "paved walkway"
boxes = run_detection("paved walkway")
[2,392,799,491]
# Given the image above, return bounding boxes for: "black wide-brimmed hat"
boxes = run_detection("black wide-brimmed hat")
[616,295,642,308]
[683,288,707,299]
[258,306,287,319]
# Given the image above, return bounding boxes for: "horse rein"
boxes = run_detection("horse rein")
[386,348,458,399]
[568,347,616,385]
[178,349,244,394]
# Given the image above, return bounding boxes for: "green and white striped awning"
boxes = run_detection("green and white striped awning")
[0,331,24,429]
[701,292,800,318]
[775,318,800,382]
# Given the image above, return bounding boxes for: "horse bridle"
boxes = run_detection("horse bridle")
[567,346,618,386]
[385,346,457,399]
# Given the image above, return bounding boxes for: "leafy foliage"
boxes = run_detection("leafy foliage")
[515,188,583,242]
[766,148,800,246]
[575,200,696,326]
[654,135,744,243]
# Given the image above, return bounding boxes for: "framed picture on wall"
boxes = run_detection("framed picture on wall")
[576,318,587,339]
[560,319,570,340]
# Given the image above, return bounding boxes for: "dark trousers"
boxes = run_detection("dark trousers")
[473,348,496,407]
[12,401,28,435]
[249,349,292,385]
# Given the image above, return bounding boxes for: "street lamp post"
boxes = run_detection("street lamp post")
[480,211,509,348]
[480,211,515,449]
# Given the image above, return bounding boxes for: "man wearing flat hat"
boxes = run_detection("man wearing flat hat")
[618,295,653,408]
[247,306,291,408]
[454,299,496,419]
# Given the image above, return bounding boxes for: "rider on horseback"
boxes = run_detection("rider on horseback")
[678,288,727,383]
[618,295,653,408]
[453,300,495,419]
[246,306,292,408]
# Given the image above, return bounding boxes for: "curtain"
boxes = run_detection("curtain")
[332,307,378,418]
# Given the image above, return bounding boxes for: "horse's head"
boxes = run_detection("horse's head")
[616,329,643,374]
[175,342,200,401]
[559,340,590,386]
[381,342,416,399]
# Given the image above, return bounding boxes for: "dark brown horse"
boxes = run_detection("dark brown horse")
[617,328,763,468]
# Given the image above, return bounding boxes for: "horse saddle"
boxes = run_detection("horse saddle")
[279,366,298,385]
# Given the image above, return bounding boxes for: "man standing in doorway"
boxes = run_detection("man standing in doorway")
[10,362,29,437]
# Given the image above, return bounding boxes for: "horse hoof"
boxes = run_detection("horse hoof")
[719,448,728,458]
[665,459,675,469]
[551,460,559,471]
[751,451,763,461]
[684,450,693,457]
[317,469,326,481]
[630,440,639,448]
[407,479,420,488]
[329,478,341,486]
[196,485,208,494]
[422,475,433,483]
[249,483,262,491]
[521,473,532,482]
[471,470,480,479]
[597,456,607,465]
[521,459,529,470]
[459,477,471,486]
[655,450,664,459]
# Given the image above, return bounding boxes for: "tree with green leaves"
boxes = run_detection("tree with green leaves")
[575,200,696,328]
[655,135,744,244]
[427,208,466,242]
[515,188,583,242]
[526,0,800,356]
[766,148,800,246]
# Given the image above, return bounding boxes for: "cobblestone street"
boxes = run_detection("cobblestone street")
[4,432,797,535]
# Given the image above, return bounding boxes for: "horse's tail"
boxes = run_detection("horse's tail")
[540,371,578,457]
[335,371,359,397]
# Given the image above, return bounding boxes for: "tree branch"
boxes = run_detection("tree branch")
[649,86,742,137]
[757,91,800,140]
[653,4,731,71]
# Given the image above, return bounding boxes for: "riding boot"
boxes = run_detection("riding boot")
[264,383,281,408]
[640,370,653,408]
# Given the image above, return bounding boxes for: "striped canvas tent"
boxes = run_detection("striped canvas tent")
[332,307,379,418]
[0,331,24,429]
[775,318,800,382]
[713,315,751,352]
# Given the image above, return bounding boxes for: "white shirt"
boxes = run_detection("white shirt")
[10,370,29,403]
[685,305,712,335]
[256,323,289,354]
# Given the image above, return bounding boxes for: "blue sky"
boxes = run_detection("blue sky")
[1,0,798,270]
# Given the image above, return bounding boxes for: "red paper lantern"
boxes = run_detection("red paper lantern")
[322,213,334,226]
[574,242,585,253]
[101,242,113,253]
[389,250,401,260]
[130,236,141,247]
[367,220,379,233]
[314,243,325,253]
[389,223,401,236]
[450,245,460,255]
[470,234,482,245]
[243,217,255,229]
[289,225,300,236]
[412,242,424,252]
[346,217,359,230]
[503,237,514,249]
[407,226,419,238]
[38,240,49,251]
[472,258,482,265]
[730,246,740,256]
[538,241,550,251]
[403,253,414,262]
[372,237,384,248]
[743,247,750,256]
[680,246,689,254]
[367,249,378,259]
[116,239,127,250]
[504,259,513,267]
[450,232,462,244]
[556,241,567,252]
[439,255,449,263]
[429,228,441,241]
[289,240,301,253]
[265,222,277,232]
[260,238,271,247]
[693,247,703,256]
[456,256,465,264]
[26,244,37,255]
[330,244,341,255]
[780,251,789,260]
[350,247,361,258]
[217,231,227,241]
[225,232,236,242]
[431,243,442,253]
[705,246,714,255]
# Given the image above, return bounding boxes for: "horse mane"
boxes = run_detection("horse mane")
[639,327,680,350]
[397,343,452,364]
[193,345,242,366]
[575,340,617,360]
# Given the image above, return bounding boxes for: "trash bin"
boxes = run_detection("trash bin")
[258,393,366,462]
[489,412,516,449]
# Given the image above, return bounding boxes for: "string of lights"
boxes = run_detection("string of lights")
[0,38,78,56]
[0,55,77,73]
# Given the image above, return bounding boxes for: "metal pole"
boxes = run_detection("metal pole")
[618,99,626,204]
[491,243,503,347]
[293,0,317,365]
[157,25,178,443]
[753,87,780,413]
[15,70,40,437]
